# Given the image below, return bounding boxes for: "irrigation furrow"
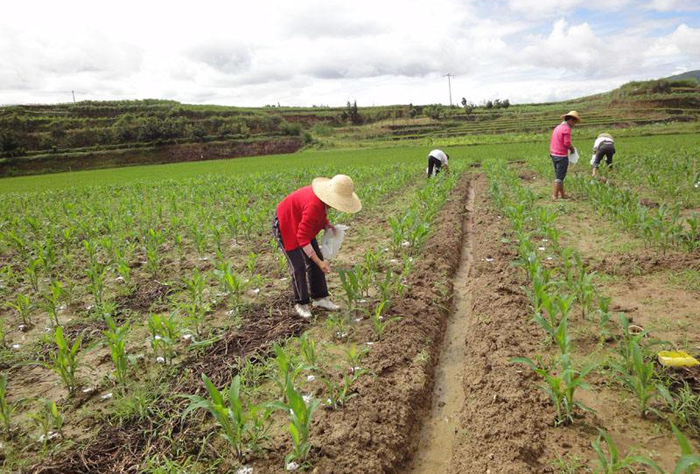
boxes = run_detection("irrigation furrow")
[406,180,475,473]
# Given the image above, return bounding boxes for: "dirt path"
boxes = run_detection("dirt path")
[406,181,475,473]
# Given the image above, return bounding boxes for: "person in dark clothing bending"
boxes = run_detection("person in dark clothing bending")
[591,133,615,177]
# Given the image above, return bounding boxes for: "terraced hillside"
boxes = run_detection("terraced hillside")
[0,78,698,176]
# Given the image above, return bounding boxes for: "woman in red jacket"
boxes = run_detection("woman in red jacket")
[273,174,362,318]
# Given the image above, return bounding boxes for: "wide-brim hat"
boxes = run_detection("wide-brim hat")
[312,174,362,214]
[561,110,581,122]
[598,132,613,139]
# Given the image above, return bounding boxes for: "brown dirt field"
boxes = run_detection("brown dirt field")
[21,173,469,474]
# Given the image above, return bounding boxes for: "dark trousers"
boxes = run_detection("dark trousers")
[427,156,442,177]
[272,216,329,305]
[593,143,615,168]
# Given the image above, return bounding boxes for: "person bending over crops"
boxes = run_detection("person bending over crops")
[427,149,449,177]
[591,132,615,177]
[549,110,580,200]
[273,174,362,319]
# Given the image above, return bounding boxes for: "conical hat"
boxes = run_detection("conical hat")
[312,174,362,214]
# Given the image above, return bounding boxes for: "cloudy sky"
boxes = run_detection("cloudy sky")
[1,0,699,107]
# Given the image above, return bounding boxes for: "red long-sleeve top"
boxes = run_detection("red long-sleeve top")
[276,186,329,251]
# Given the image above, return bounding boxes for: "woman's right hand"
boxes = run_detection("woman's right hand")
[318,260,331,274]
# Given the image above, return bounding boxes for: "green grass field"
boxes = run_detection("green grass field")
[2,133,699,195]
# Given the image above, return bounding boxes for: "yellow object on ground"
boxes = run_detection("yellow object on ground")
[658,351,700,367]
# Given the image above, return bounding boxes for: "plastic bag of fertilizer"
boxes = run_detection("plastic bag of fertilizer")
[321,225,350,260]
[568,147,579,164]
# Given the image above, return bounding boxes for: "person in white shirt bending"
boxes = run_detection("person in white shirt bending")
[591,133,615,177]
[427,149,449,177]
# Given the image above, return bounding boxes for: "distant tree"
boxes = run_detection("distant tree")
[408,103,418,119]
[345,100,361,125]
[502,99,511,109]
[425,104,443,120]
[493,99,502,109]
[485,100,493,109]
[463,101,475,115]
[0,130,23,157]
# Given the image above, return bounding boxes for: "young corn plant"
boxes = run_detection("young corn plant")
[182,374,255,459]
[611,339,656,417]
[270,380,321,469]
[270,343,309,400]
[42,280,64,327]
[321,368,367,409]
[104,315,132,390]
[591,429,662,473]
[532,293,575,354]
[183,269,209,337]
[214,262,246,310]
[299,332,319,369]
[48,326,82,395]
[513,354,595,426]
[672,422,700,473]
[368,300,401,341]
[338,269,362,310]
[0,373,14,436]
[7,294,32,326]
[147,312,180,364]
[31,399,64,444]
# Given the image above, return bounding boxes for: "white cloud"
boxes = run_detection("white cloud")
[647,0,700,11]
[0,0,698,106]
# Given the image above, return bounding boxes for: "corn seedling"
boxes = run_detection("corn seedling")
[513,354,595,426]
[270,380,321,469]
[25,258,41,292]
[214,262,246,310]
[532,293,575,353]
[591,429,662,473]
[299,332,319,369]
[104,315,132,389]
[321,368,367,409]
[31,399,64,444]
[0,373,14,436]
[368,300,401,341]
[8,293,32,326]
[338,269,363,310]
[611,339,657,417]
[183,269,209,337]
[246,252,258,275]
[148,312,180,364]
[344,343,368,370]
[182,373,266,458]
[42,280,64,327]
[270,343,309,400]
[671,422,700,473]
[48,326,82,394]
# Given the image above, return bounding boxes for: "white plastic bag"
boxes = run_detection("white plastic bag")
[568,147,579,164]
[590,154,596,166]
[321,225,349,260]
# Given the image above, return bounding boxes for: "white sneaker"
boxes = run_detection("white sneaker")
[312,297,340,311]
[295,304,312,319]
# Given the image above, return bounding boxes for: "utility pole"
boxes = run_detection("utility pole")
[71,91,76,103]
[444,73,453,106]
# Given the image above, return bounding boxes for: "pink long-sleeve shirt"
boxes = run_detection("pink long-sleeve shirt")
[550,122,572,157]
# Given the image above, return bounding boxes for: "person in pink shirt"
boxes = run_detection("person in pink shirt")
[549,110,580,200]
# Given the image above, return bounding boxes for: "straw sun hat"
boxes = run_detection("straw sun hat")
[561,110,581,122]
[312,174,362,213]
